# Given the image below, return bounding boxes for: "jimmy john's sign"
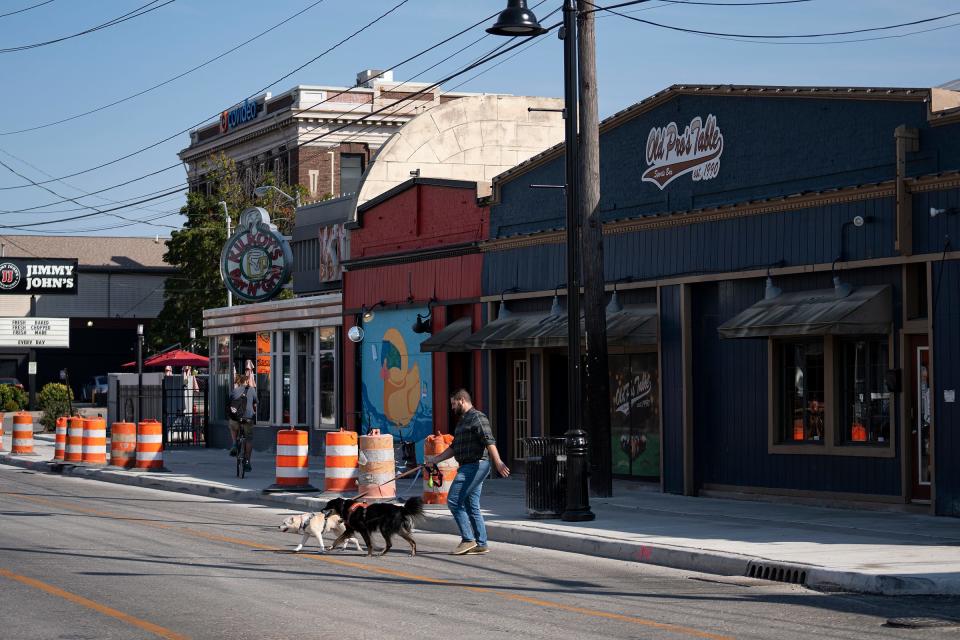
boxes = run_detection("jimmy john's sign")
[0,259,78,295]
[643,114,723,190]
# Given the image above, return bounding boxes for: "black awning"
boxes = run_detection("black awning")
[464,305,657,350]
[419,317,473,353]
[718,284,892,339]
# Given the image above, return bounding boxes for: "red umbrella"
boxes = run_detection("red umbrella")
[121,349,209,369]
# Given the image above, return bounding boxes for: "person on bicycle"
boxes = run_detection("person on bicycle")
[228,373,257,472]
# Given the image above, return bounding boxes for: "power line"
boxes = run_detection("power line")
[0,0,174,54]
[0,0,56,20]
[0,0,409,193]
[0,156,182,230]
[586,1,960,38]
[0,184,187,229]
[0,0,329,136]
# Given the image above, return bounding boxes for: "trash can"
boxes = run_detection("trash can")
[523,437,566,519]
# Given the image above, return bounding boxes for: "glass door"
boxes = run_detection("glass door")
[910,341,932,501]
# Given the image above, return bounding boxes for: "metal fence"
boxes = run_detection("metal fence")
[110,374,208,448]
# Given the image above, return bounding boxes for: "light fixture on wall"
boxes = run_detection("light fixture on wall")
[764,266,782,301]
[412,298,436,334]
[550,285,564,317]
[361,300,385,323]
[605,284,623,313]
[930,206,960,218]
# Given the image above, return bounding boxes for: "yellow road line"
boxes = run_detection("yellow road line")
[0,568,190,640]
[6,490,733,640]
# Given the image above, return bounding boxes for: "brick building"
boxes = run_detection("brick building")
[178,70,482,202]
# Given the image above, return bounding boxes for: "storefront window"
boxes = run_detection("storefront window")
[211,336,231,421]
[280,331,291,425]
[837,338,890,444]
[778,340,824,444]
[609,353,660,479]
[256,332,271,422]
[318,327,335,427]
[296,330,313,425]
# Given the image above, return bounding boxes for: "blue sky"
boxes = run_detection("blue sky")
[0,0,957,238]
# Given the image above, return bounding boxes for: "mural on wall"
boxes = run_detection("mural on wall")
[610,353,660,478]
[318,223,346,282]
[360,309,433,462]
[642,114,723,190]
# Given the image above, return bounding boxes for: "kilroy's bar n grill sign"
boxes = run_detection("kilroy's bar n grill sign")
[0,258,78,295]
[220,206,292,302]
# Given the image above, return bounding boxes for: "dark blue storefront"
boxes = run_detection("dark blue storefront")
[479,84,960,515]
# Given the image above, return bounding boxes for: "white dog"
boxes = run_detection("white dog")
[278,511,363,553]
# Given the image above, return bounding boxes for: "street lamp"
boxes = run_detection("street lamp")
[489,0,594,521]
[136,324,144,424]
[254,184,300,209]
[218,201,232,307]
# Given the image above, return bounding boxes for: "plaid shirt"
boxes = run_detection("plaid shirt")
[452,408,495,465]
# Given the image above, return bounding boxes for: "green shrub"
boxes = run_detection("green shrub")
[38,383,73,431]
[0,384,27,413]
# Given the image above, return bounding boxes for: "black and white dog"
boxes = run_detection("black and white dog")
[322,496,424,557]
[278,511,363,553]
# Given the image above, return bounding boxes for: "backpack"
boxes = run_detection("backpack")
[228,387,249,421]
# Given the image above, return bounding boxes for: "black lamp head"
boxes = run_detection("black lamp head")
[412,312,433,334]
[487,0,547,36]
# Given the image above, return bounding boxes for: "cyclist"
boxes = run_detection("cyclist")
[228,373,257,472]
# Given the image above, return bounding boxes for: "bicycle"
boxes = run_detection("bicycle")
[235,423,250,479]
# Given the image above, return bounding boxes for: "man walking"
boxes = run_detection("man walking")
[429,389,509,555]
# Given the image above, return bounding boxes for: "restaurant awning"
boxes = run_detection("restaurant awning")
[717,284,892,339]
[419,317,474,353]
[464,305,657,350]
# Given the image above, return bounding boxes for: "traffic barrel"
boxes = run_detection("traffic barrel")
[81,417,107,466]
[264,428,317,493]
[11,412,34,455]
[53,416,67,461]
[358,429,395,499]
[65,416,84,462]
[135,420,165,471]
[324,429,358,493]
[0,411,4,451]
[423,434,458,505]
[110,422,136,468]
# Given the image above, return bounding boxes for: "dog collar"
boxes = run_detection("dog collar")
[348,502,369,515]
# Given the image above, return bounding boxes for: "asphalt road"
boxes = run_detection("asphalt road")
[1,464,959,640]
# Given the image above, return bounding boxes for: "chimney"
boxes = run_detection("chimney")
[356,69,393,88]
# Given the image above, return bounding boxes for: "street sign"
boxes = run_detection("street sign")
[28,361,37,375]
[0,317,69,348]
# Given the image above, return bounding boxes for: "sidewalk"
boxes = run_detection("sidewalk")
[2,432,958,596]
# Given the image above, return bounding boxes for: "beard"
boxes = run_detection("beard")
[452,404,465,417]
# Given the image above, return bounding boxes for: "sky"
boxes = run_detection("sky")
[0,0,957,239]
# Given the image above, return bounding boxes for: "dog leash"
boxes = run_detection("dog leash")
[353,463,442,501]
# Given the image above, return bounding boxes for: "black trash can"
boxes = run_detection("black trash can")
[523,437,566,519]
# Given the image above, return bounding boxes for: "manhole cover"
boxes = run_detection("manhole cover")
[886,617,960,629]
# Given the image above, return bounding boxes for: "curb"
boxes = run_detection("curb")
[1,451,953,596]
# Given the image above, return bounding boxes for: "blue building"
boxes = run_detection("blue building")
[475,84,960,516]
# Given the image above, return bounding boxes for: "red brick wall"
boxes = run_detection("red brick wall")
[292,142,370,199]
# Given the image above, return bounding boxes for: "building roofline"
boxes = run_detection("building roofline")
[349,177,477,229]
[486,83,940,203]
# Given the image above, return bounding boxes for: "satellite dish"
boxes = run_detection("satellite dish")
[347,325,364,343]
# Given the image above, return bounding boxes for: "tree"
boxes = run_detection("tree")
[149,155,302,353]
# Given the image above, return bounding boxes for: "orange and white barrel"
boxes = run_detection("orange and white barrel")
[135,420,164,470]
[81,417,107,466]
[53,416,68,461]
[65,416,84,462]
[324,429,358,493]
[110,422,137,468]
[268,429,314,490]
[11,412,34,455]
[423,434,458,505]
[358,429,395,499]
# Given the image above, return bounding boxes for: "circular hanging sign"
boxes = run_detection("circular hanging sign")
[220,206,293,303]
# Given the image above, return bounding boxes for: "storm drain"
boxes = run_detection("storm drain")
[745,561,807,585]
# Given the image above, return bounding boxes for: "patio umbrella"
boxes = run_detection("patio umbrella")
[121,349,209,369]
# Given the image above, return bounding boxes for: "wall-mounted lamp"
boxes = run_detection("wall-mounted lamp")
[136,324,144,336]
[86,320,94,327]
[931,206,960,218]
[550,285,564,317]
[412,299,436,334]
[409,168,420,178]
[361,300,385,323]
[764,266,782,301]
[606,283,623,313]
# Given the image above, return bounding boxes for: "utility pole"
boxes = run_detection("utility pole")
[578,0,612,497]
[28,295,37,411]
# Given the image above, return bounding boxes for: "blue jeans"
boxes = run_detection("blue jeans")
[447,459,490,546]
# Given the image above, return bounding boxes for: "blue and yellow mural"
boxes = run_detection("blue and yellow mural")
[360,309,433,462]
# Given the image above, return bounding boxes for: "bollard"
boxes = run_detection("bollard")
[65,416,84,462]
[324,428,359,493]
[358,429,395,499]
[54,416,67,461]
[264,428,318,493]
[81,417,107,466]
[110,422,136,469]
[12,412,34,455]
[423,434,458,505]
[135,420,165,471]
